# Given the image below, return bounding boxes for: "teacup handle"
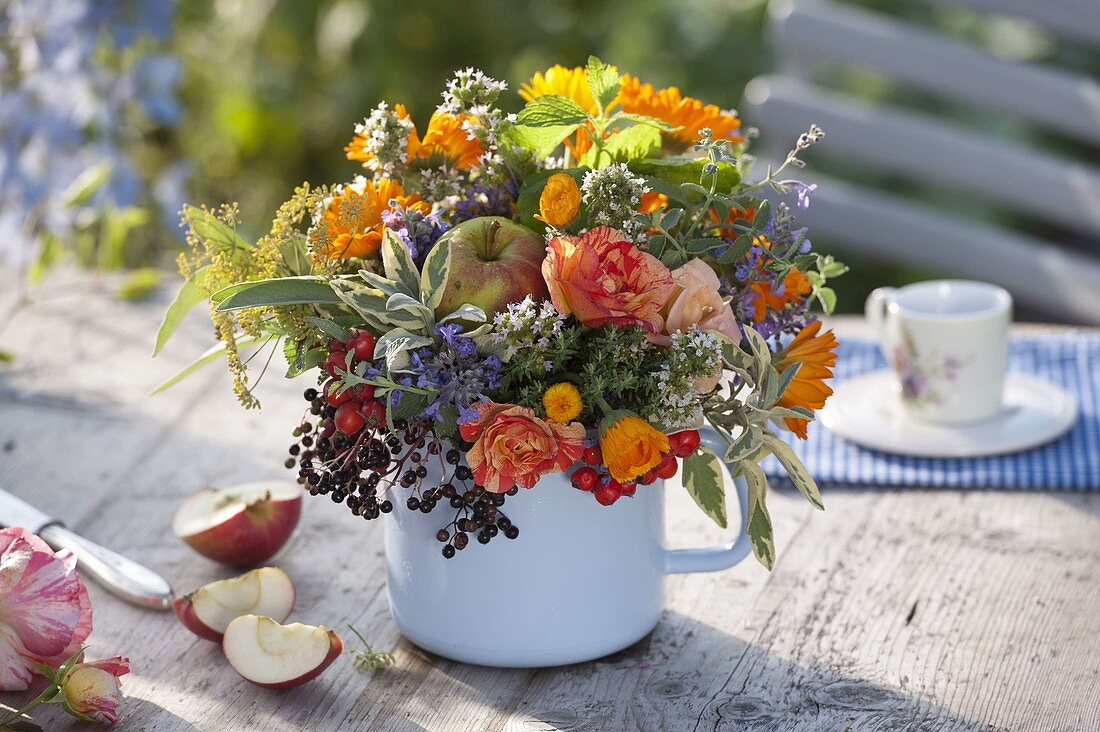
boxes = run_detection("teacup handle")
[865,287,896,347]
[664,426,752,574]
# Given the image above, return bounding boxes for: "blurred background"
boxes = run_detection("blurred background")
[3,0,1098,318]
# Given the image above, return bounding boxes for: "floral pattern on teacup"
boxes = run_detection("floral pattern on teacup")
[891,328,967,406]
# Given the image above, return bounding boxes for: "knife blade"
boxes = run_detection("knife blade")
[0,488,173,610]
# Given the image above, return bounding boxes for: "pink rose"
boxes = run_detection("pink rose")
[542,226,674,332]
[0,527,92,691]
[61,656,130,726]
[459,401,585,493]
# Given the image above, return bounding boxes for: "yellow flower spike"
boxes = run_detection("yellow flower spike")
[537,174,581,227]
[599,410,670,483]
[542,382,583,423]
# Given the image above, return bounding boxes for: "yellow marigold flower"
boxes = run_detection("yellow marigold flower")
[619,74,743,152]
[310,177,429,260]
[519,65,605,114]
[542,382,583,423]
[599,411,670,483]
[537,174,581,227]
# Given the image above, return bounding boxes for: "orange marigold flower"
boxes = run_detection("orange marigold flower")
[411,110,483,170]
[620,74,742,152]
[776,321,838,439]
[345,104,482,172]
[638,190,668,214]
[599,411,670,483]
[537,173,581,226]
[542,382,583,423]
[310,177,429,260]
[752,268,813,323]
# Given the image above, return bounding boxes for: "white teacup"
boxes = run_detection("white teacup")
[865,280,1012,424]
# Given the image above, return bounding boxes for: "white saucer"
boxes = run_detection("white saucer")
[820,371,1078,458]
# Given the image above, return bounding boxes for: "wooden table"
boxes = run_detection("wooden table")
[1,271,1097,731]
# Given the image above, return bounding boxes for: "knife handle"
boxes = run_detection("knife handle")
[40,525,174,610]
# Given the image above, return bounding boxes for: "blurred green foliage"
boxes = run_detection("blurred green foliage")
[174,0,771,239]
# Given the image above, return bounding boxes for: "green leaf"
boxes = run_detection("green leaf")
[388,390,434,422]
[212,277,342,312]
[183,205,252,260]
[617,113,679,132]
[682,447,728,529]
[284,340,325,378]
[817,287,837,314]
[752,200,772,229]
[420,240,451,311]
[586,124,660,165]
[0,350,13,364]
[61,162,111,207]
[718,234,753,264]
[152,335,263,394]
[117,267,160,302]
[762,432,824,510]
[516,94,589,128]
[629,156,741,192]
[276,233,312,276]
[741,461,775,570]
[381,229,420,298]
[586,55,620,114]
[684,237,724,254]
[153,266,214,356]
[507,123,582,158]
[304,316,348,342]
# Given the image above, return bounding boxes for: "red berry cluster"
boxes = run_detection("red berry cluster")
[569,429,701,507]
[322,330,387,435]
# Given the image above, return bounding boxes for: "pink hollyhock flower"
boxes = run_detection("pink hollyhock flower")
[458,401,585,493]
[61,656,130,725]
[542,226,674,333]
[0,527,92,690]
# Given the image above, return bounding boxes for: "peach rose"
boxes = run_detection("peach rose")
[459,401,585,493]
[651,258,740,345]
[542,226,674,333]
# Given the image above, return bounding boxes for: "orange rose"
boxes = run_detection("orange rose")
[651,258,740,347]
[542,226,674,332]
[458,401,585,493]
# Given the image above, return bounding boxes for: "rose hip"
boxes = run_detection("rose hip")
[360,399,387,428]
[594,480,622,506]
[619,481,637,497]
[324,351,348,378]
[571,466,598,492]
[334,402,364,434]
[324,380,351,407]
[654,453,678,479]
[583,445,602,465]
[349,330,376,361]
[669,430,700,458]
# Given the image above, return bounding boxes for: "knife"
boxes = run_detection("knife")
[0,488,173,610]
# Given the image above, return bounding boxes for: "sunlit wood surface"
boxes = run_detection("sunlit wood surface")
[1,272,1097,731]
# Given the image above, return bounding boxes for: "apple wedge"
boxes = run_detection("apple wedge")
[222,615,342,689]
[173,567,296,642]
[173,481,302,567]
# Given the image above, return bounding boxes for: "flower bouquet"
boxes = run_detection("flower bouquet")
[156,58,843,665]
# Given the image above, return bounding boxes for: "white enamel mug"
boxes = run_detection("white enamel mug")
[383,428,750,667]
[865,280,1012,423]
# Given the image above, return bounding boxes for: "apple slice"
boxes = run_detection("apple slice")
[173,567,296,642]
[222,615,342,689]
[173,481,302,567]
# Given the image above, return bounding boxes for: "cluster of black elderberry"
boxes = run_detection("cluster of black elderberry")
[287,387,520,557]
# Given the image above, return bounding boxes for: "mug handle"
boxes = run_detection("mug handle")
[664,426,752,574]
[864,287,896,347]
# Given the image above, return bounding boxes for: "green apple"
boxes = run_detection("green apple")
[433,216,549,319]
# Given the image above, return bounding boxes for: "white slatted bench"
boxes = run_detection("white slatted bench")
[744,0,1100,323]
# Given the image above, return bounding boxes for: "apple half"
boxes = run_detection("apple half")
[173,567,296,642]
[222,615,343,689]
[173,481,302,567]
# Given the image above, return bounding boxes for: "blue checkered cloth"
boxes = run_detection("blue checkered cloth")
[761,333,1100,490]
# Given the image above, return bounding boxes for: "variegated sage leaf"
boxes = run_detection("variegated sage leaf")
[743,325,771,375]
[439,303,488,325]
[386,292,433,331]
[682,447,728,529]
[420,240,451,311]
[374,328,433,372]
[329,280,391,333]
[358,269,404,298]
[741,460,775,570]
[762,432,824,510]
[725,425,763,463]
[381,228,420,298]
